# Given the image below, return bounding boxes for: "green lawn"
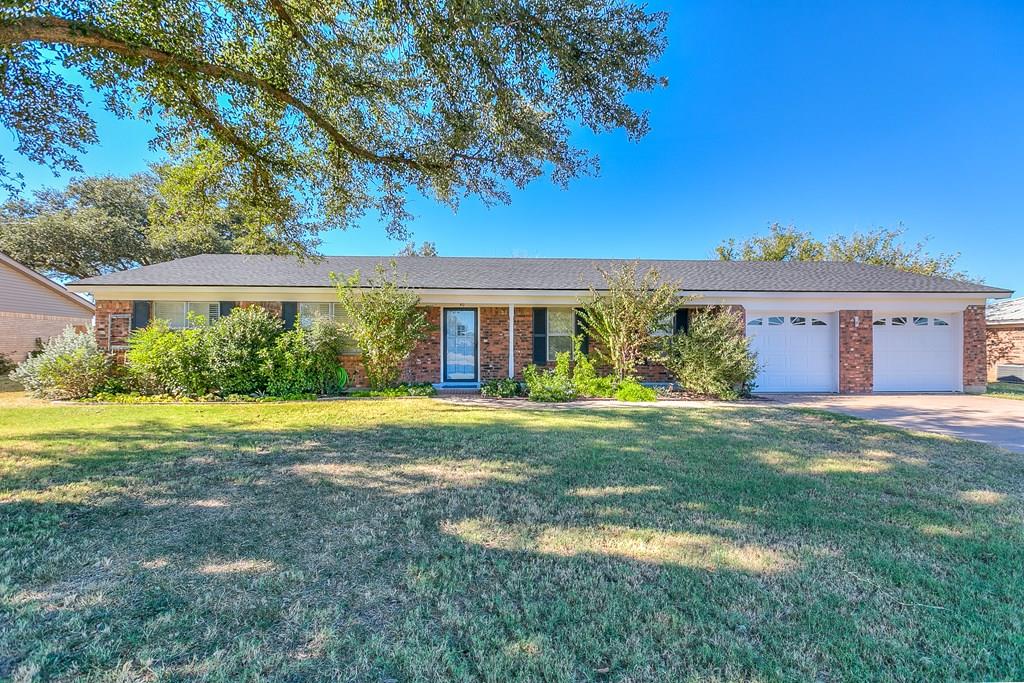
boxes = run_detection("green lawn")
[989,381,1024,400]
[2,398,1022,681]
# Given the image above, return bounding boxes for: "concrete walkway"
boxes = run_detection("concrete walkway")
[769,393,1024,453]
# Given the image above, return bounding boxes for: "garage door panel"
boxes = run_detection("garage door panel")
[873,315,959,392]
[747,314,836,392]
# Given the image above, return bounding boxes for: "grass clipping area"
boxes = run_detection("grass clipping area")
[1,399,1022,680]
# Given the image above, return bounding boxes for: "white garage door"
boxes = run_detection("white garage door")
[873,315,959,392]
[746,314,837,392]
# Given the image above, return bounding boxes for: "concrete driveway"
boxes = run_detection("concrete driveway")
[770,393,1024,452]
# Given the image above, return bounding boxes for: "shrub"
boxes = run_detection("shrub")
[523,352,577,402]
[264,319,346,396]
[126,320,213,396]
[481,377,524,398]
[662,309,758,399]
[11,326,111,399]
[206,306,282,395]
[0,352,15,375]
[613,377,657,402]
[571,336,616,398]
[334,262,431,390]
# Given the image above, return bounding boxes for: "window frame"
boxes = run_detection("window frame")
[152,301,220,330]
[297,302,359,354]
[546,307,575,362]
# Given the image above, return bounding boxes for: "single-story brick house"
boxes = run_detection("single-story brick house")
[68,254,1012,393]
[987,297,1024,382]
[1,251,95,362]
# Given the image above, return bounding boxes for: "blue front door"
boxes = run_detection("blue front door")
[444,309,477,382]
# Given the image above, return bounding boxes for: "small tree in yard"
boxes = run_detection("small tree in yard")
[334,262,431,390]
[576,262,683,379]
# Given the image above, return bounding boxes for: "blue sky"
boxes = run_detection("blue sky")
[2,1,1022,296]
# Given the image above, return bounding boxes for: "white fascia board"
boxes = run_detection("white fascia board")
[68,284,995,311]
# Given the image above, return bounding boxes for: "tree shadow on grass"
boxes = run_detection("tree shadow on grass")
[1,402,1023,681]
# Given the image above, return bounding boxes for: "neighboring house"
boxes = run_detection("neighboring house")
[0,252,95,363]
[68,254,1012,393]
[986,297,1024,382]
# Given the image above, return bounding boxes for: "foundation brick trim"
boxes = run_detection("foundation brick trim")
[839,310,873,394]
[962,305,987,393]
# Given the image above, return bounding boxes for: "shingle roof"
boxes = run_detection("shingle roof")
[70,254,1011,295]
[988,297,1024,323]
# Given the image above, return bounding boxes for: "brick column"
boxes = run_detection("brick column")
[839,310,873,394]
[94,300,132,352]
[962,305,987,394]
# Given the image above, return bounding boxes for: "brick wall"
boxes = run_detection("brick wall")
[962,305,987,393]
[513,307,533,379]
[0,311,92,361]
[401,306,441,383]
[839,310,873,393]
[987,325,1024,380]
[94,300,133,351]
[479,306,511,380]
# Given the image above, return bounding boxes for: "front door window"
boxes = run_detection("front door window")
[444,309,477,381]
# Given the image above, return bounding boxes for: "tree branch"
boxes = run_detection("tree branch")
[0,15,440,171]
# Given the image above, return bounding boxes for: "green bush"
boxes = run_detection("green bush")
[11,326,111,399]
[480,377,524,398]
[571,337,616,398]
[613,377,657,402]
[523,352,577,402]
[264,319,346,396]
[0,352,15,375]
[661,309,758,399]
[125,320,213,396]
[206,306,282,395]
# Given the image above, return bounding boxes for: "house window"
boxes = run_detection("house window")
[913,316,928,326]
[873,318,887,326]
[811,318,828,326]
[933,318,950,326]
[768,316,785,326]
[892,316,907,326]
[298,302,359,353]
[790,316,806,326]
[547,308,574,361]
[153,301,220,329]
[747,318,763,326]
[652,311,676,337]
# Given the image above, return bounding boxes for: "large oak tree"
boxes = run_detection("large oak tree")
[0,2,667,252]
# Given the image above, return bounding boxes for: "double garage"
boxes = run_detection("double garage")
[746,311,962,393]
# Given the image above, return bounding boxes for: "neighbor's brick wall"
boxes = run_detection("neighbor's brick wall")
[987,325,1024,380]
[962,305,987,393]
[0,311,91,362]
[839,310,873,394]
